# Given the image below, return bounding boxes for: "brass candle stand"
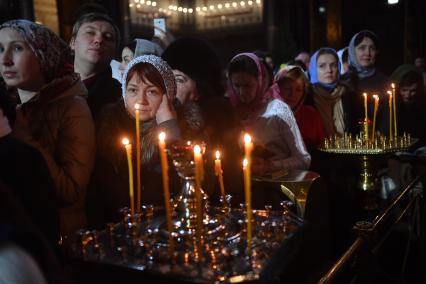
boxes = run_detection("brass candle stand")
[70,141,304,283]
[319,131,415,210]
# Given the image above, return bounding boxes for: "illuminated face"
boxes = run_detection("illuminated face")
[173,69,199,104]
[119,46,134,77]
[399,83,418,104]
[279,77,305,110]
[70,21,116,68]
[355,37,377,68]
[125,73,164,121]
[316,53,338,84]
[230,72,258,104]
[0,28,45,91]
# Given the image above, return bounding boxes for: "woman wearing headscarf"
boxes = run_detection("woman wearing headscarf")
[309,48,357,138]
[87,55,181,228]
[391,64,426,147]
[343,30,389,132]
[228,53,310,175]
[0,20,95,237]
[275,65,325,151]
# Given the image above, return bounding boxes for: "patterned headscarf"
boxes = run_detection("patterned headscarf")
[309,48,341,90]
[227,52,281,120]
[0,19,74,83]
[348,30,377,79]
[121,55,176,101]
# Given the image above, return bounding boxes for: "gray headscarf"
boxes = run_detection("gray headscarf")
[121,55,176,100]
[0,19,74,83]
[348,30,377,79]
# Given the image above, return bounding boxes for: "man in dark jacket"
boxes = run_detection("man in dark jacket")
[70,12,122,119]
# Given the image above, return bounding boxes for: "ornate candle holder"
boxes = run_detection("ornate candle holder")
[319,132,416,210]
[69,140,305,283]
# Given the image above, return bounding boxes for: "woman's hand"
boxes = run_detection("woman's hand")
[156,95,176,124]
[0,108,12,138]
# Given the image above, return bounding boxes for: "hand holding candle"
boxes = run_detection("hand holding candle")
[135,103,141,212]
[371,95,379,142]
[214,150,225,197]
[122,138,135,216]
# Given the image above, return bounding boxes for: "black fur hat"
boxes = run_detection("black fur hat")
[161,37,225,100]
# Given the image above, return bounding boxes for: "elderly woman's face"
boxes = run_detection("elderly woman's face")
[125,73,164,121]
[0,28,45,90]
[173,69,199,104]
[355,37,377,68]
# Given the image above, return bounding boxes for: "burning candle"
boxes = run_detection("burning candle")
[122,138,135,216]
[363,93,369,141]
[244,133,253,162]
[372,95,379,142]
[214,150,225,197]
[391,83,397,138]
[158,132,174,256]
[135,103,141,212]
[387,91,393,139]
[193,145,203,260]
[243,158,252,253]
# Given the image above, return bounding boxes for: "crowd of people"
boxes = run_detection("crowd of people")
[0,8,425,283]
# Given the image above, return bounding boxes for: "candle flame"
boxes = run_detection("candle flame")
[373,94,379,101]
[158,132,166,142]
[363,92,367,98]
[186,140,191,146]
[243,158,248,167]
[215,150,221,160]
[391,83,395,89]
[244,133,252,144]
[387,90,392,95]
[122,138,130,145]
[194,145,201,154]
[135,103,140,110]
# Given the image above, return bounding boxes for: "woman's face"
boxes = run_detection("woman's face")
[279,77,305,110]
[230,72,258,104]
[355,37,377,68]
[399,82,418,104]
[125,73,164,121]
[0,28,45,90]
[316,53,338,84]
[119,47,134,76]
[173,69,199,104]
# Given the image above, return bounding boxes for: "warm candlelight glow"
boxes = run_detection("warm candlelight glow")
[214,150,225,197]
[391,83,397,138]
[363,93,369,141]
[122,137,134,215]
[134,103,141,212]
[242,157,252,253]
[159,131,166,142]
[157,131,174,256]
[244,133,252,144]
[193,144,203,260]
[388,92,393,138]
[372,95,379,142]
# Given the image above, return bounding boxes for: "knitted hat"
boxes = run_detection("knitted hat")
[161,37,225,99]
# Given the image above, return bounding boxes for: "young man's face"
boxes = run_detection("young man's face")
[70,21,116,69]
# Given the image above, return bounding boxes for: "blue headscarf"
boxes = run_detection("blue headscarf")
[348,30,377,79]
[309,48,340,90]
